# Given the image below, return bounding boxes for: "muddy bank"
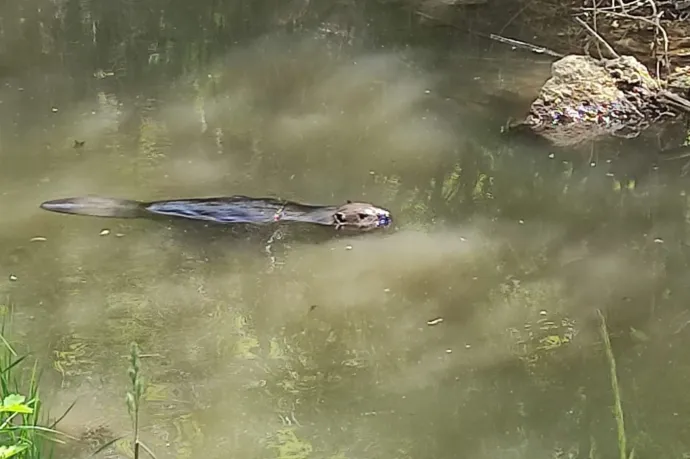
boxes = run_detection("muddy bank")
[404,0,690,68]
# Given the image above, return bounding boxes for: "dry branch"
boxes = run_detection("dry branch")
[575,0,673,74]
[488,34,564,58]
[574,16,620,59]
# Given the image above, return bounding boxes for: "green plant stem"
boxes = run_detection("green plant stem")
[597,309,627,459]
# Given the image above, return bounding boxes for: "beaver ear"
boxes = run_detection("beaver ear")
[346,200,352,204]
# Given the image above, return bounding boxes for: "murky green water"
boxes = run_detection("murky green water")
[2,1,690,458]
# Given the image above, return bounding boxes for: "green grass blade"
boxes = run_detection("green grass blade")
[88,434,129,458]
[597,309,628,459]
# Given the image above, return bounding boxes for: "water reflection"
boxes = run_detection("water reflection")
[1,0,690,458]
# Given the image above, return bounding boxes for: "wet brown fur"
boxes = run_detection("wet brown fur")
[334,201,390,232]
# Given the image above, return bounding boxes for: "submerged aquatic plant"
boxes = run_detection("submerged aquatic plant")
[598,309,634,459]
[267,428,313,459]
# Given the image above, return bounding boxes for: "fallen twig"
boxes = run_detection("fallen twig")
[578,1,646,14]
[414,10,462,30]
[658,89,690,113]
[413,10,564,60]
[574,16,620,59]
[578,0,672,74]
[603,8,672,73]
[592,0,603,58]
[488,34,564,58]
[659,144,690,161]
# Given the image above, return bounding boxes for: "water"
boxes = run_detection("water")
[2,1,690,458]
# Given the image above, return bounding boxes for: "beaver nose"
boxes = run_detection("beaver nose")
[377,214,392,227]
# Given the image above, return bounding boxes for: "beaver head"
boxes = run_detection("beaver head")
[333,201,392,231]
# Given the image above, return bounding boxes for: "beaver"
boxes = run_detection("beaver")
[39,195,393,232]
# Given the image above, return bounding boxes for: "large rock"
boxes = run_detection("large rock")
[518,54,673,147]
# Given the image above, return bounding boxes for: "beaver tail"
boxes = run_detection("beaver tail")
[39,196,147,218]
